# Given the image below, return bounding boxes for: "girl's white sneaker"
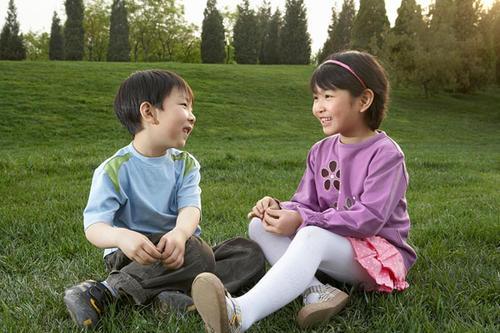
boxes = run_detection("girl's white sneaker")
[297,284,349,328]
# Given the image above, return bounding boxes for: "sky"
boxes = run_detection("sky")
[0,0,495,52]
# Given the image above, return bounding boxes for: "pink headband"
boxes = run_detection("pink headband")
[321,59,367,89]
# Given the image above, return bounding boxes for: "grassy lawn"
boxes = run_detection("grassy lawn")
[0,61,498,332]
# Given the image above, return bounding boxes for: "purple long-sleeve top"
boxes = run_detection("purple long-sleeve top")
[280,131,417,271]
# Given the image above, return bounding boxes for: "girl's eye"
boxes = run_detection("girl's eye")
[180,103,188,107]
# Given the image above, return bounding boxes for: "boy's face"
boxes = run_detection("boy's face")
[150,88,195,149]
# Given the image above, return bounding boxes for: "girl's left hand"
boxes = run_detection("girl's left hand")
[263,208,303,236]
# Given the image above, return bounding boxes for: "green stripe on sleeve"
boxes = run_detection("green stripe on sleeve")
[103,153,132,193]
[171,152,197,176]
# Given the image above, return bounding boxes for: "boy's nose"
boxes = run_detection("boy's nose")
[188,113,196,124]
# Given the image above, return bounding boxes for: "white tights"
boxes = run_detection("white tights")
[234,218,374,331]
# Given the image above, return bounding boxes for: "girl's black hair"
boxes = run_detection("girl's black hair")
[310,50,389,130]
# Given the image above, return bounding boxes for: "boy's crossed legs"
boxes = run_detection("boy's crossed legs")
[64,235,265,329]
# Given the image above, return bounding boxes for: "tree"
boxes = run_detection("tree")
[256,1,271,63]
[452,0,493,92]
[334,0,356,52]
[414,0,461,95]
[24,31,49,60]
[108,0,130,61]
[384,0,426,86]
[260,8,282,64]
[84,0,110,61]
[0,0,26,60]
[128,0,197,62]
[233,0,259,64]
[280,0,311,64]
[221,7,237,63]
[64,0,85,60]
[49,12,64,60]
[319,5,338,62]
[492,0,500,84]
[352,0,390,54]
[201,0,225,63]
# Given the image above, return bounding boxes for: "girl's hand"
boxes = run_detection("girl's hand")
[247,196,280,219]
[116,229,162,265]
[156,228,188,270]
[262,208,303,236]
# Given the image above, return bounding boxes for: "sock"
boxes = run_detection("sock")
[101,280,119,298]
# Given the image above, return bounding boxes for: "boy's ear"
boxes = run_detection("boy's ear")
[359,89,374,113]
[139,101,159,125]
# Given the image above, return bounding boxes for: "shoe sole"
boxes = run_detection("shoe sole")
[296,292,349,329]
[191,273,230,333]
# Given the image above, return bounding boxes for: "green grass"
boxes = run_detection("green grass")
[0,61,499,332]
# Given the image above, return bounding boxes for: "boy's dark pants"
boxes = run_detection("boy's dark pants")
[104,234,265,305]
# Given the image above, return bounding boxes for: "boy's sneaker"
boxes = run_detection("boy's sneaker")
[153,290,196,314]
[191,272,242,333]
[63,280,114,329]
[297,284,349,328]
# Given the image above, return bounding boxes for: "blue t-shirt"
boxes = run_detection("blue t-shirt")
[83,143,202,256]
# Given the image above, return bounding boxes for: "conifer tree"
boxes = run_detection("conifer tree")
[0,0,26,60]
[49,12,64,60]
[452,0,493,92]
[256,1,271,63]
[233,0,259,64]
[280,0,311,64]
[107,0,130,61]
[260,8,282,64]
[352,0,389,53]
[493,1,500,84]
[64,0,84,60]
[320,0,356,62]
[201,0,225,63]
[319,6,338,62]
[384,0,426,85]
[334,0,356,52]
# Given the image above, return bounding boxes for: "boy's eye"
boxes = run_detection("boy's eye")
[325,94,333,99]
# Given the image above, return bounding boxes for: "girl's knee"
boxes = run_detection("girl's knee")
[248,217,265,241]
[295,225,324,240]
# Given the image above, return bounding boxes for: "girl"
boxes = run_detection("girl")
[191,50,417,332]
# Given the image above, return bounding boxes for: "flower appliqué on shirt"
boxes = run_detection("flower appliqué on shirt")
[321,160,341,191]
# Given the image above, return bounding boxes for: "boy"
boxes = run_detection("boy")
[64,70,264,329]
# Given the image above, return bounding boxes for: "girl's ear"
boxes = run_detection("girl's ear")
[359,89,374,113]
[139,101,159,125]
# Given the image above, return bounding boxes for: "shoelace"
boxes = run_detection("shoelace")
[225,291,242,333]
[302,284,341,305]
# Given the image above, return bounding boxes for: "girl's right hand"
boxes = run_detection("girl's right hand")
[116,229,162,265]
[247,196,280,219]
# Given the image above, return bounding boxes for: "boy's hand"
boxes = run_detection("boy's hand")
[156,229,188,270]
[263,208,303,236]
[247,196,280,219]
[116,229,162,265]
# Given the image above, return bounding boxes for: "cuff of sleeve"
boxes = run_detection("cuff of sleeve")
[296,207,326,229]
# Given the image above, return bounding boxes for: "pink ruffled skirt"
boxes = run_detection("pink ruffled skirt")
[348,236,409,293]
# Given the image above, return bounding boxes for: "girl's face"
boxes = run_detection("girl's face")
[312,87,367,137]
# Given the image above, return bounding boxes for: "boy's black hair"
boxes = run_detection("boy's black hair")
[114,69,194,136]
[310,50,389,130]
